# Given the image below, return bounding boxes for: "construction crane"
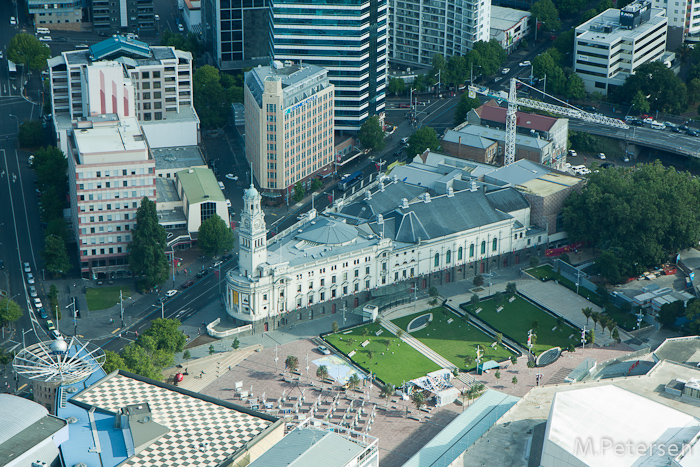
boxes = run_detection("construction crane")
[470,79,629,165]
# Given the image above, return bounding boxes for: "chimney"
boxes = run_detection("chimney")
[447,187,454,197]
[423,193,431,203]
[470,179,478,192]
[400,198,409,209]
[379,181,385,191]
[393,174,398,183]
[364,190,372,200]
[377,214,384,225]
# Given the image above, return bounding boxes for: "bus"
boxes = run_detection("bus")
[8,60,16,80]
[339,170,363,191]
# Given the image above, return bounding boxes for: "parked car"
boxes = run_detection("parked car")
[181,280,195,289]
[165,289,178,298]
[29,286,37,297]
[27,273,35,284]
[225,174,238,181]
[222,254,233,261]
[38,36,52,42]
[34,298,43,308]
[672,127,682,133]
[23,262,31,273]
[10,16,17,25]
[598,153,606,160]
[318,345,331,355]
[398,103,410,108]
[211,260,223,269]
[197,269,209,278]
[623,156,630,162]
[178,23,184,32]
[51,330,62,339]
[218,181,225,190]
[46,320,55,332]
[519,61,531,67]
[501,67,510,74]
[226,199,232,208]
[401,137,409,144]
[601,162,615,169]
[689,130,700,137]
[39,308,48,319]
[568,150,577,157]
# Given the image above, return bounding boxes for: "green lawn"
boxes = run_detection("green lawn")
[324,322,440,387]
[85,285,133,311]
[460,295,578,355]
[391,307,515,371]
[527,264,645,331]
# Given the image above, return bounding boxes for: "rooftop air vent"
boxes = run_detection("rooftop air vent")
[400,198,409,209]
[447,187,454,197]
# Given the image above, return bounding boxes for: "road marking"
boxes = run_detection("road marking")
[111,328,121,334]
[17,383,27,391]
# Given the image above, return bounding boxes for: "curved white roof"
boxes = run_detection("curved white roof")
[0,394,48,444]
[296,218,357,245]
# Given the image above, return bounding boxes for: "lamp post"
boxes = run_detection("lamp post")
[8,114,19,133]
[171,245,176,289]
[21,328,32,349]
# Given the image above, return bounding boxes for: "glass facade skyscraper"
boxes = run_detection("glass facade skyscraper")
[271,0,388,131]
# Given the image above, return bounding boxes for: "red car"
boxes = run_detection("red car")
[181,280,195,289]
[398,103,410,108]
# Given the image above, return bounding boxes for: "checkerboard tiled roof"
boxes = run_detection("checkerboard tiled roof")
[72,372,275,467]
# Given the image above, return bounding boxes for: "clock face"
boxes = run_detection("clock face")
[254,219,262,229]
[243,220,250,228]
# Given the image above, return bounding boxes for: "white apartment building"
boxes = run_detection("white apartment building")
[490,6,531,54]
[48,36,197,154]
[389,0,491,67]
[574,0,668,94]
[66,115,156,279]
[225,176,545,328]
[652,0,700,41]
[244,62,335,197]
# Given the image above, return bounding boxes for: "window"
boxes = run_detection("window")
[481,241,486,254]
[492,238,498,251]
[458,247,463,260]
[354,269,359,278]
[366,266,370,275]
[446,250,451,264]
[434,253,439,267]
[200,201,216,223]
[470,244,474,257]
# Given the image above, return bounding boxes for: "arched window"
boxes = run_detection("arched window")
[446,250,451,264]
[434,253,440,267]
[492,238,498,251]
[458,247,463,261]
[469,244,474,257]
[481,241,486,254]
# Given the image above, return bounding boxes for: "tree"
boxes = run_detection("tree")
[285,355,299,373]
[48,284,59,316]
[310,177,323,192]
[160,31,203,59]
[631,90,651,114]
[209,344,215,355]
[470,293,480,308]
[8,33,51,72]
[587,329,595,345]
[582,307,593,325]
[428,286,440,306]
[549,67,567,95]
[32,146,67,194]
[473,274,484,287]
[231,337,240,350]
[553,30,575,57]
[361,327,369,339]
[120,342,170,381]
[527,360,536,368]
[494,370,501,383]
[193,65,232,129]
[472,40,507,76]
[658,301,684,327]
[598,315,609,335]
[103,350,128,374]
[529,256,541,268]
[45,218,69,243]
[530,0,561,31]
[332,321,339,334]
[18,120,44,149]
[397,328,405,339]
[591,312,600,331]
[358,116,386,152]
[566,73,586,100]
[42,235,70,276]
[464,355,474,368]
[495,332,503,346]
[388,77,406,96]
[381,383,395,405]
[533,51,558,80]
[138,318,186,353]
[505,282,517,295]
[348,373,361,390]
[556,315,565,331]
[510,355,518,365]
[198,214,234,258]
[316,365,329,388]
[531,320,539,332]
[688,78,700,104]
[183,349,191,361]
[596,0,613,12]
[614,62,687,115]
[129,197,169,291]
[453,94,482,125]
[366,349,375,362]
[580,8,599,23]
[605,319,616,336]
[512,376,518,385]
[293,181,305,203]
[493,292,504,306]
[446,55,468,86]
[412,390,426,411]
[611,328,620,342]
[0,297,23,328]
[406,127,440,158]
[596,284,610,305]
[555,0,586,14]
[595,250,622,284]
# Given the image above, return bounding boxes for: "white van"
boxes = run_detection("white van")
[651,121,666,130]
[218,181,225,190]
[36,27,50,35]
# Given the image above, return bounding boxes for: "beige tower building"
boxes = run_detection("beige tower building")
[244,62,334,199]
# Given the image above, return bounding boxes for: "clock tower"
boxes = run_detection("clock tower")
[238,184,267,277]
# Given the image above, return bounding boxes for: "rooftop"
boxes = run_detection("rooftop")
[177,167,225,204]
[90,36,152,61]
[477,102,561,132]
[576,6,667,43]
[449,125,550,150]
[73,116,147,157]
[490,5,531,30]
[441,131,496,149]
[246,63,331,109]
[156,177,181,203]
[152,144,206,172]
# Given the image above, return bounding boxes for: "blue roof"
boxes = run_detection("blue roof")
[402,390,519,467]
[90,36,151,61]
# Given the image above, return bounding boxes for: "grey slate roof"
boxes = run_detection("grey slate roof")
[442,130,495,148]
[248,428,365,467]
[340,182,425,221]
[295,217,357,245]
[485,188,530,213]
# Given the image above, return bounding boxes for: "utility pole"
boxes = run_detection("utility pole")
[161,302,164,320]
[120,290,124,327]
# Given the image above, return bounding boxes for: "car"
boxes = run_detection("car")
[672,127,682,133]
[598,153,606,160]
[23,262,31,273]
[318,345,331,355]
[29,286,37,297]
[222,254,232,261]
[601,162,615,169]
[39,308,48,319]
[568,150,577,157]
[519,61,531,67]
[494,77,502,83]
[689,130,700,137]
[225,173,238,181]
[630,119,643,126]
[501,68,510,74]
[27,273,35,284]
[165,289,177,298]
[401,137,409,144]
[10,17,16,25]
[218,181,225,190]
[196,269,209,278]
[46,320,55,331]
[623,156,630,162]
[51,330,62,339]
[226,199,232,208]
[38,36,52,42]
[34,297,43,307]
[398,103,410,108]
[211,260,223,269]
[181,280,195,289]
[178,23,184,32]
[155,14,160,20]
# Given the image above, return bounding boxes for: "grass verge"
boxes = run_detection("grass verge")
[85,285,133,311]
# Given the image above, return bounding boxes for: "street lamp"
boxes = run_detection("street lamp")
[8,114,19,133]
[171,245,176,289]
[21,328,32,349]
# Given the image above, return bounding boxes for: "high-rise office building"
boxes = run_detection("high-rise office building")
[271,0,388,131]
[244,62,335,195]
[92,0,155,34]
[201,0,271,70]
[389,0,491,67]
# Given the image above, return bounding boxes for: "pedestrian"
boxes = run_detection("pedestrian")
[197,328,201,335]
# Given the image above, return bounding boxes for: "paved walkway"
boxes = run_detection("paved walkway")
[380,313,457,370]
